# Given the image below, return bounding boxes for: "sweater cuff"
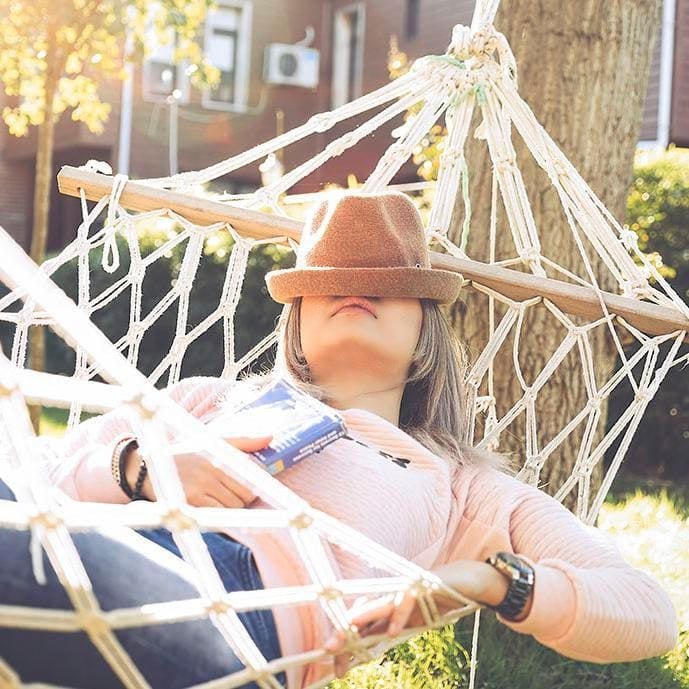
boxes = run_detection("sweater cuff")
[495,554,577,642]
[72,439,131,504]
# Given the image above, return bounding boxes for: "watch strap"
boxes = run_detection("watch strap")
[485,551,535,621]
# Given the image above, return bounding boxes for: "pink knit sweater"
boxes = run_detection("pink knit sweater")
[51,376,679,689]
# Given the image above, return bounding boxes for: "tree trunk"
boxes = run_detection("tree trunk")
[446,0,662,514]
[27,53,60,432]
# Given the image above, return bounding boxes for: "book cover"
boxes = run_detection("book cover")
[210,377,348,475]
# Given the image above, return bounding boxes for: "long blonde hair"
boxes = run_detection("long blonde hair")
[230,297,514,474]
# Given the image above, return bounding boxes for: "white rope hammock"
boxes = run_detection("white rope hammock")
[1,1,688,687]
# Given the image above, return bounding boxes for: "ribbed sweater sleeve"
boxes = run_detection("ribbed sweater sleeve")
[52,376,231,502]
[464,467,679,663]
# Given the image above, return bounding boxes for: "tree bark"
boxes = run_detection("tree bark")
[446,0,662,515]
[27,43,61,432]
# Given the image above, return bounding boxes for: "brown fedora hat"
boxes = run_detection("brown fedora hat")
[265,191,463,304]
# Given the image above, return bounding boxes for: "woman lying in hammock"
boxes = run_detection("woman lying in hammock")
[0,191,679,689]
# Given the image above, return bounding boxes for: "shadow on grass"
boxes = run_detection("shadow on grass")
[328,614,687,689]
[453,612,687,689]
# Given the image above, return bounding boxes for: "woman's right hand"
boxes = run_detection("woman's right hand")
[124,434,273,507]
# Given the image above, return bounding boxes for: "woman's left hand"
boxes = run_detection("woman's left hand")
[324,559,521,678]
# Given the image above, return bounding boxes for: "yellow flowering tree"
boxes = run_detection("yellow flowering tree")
[0,0,220,428]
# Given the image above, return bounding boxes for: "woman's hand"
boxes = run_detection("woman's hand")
[324,559,529,678]
[124,434,273,507]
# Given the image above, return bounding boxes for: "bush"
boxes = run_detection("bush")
[605,147,689,482]
[1,223,295,386]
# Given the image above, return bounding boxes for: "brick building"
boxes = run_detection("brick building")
[0,0,687,252]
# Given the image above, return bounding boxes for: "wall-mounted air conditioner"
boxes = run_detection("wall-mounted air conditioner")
[263,43,319,88]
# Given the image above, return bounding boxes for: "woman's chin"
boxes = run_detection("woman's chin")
[308,339,399,370]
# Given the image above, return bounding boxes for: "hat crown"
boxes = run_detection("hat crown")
[297,192,431,270]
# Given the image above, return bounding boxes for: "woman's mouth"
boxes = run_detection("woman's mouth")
[336,305,373,315]
[332,298,377,317]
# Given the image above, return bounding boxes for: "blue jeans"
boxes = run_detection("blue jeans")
[0,478,286,689]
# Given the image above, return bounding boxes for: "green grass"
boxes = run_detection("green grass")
[328,486,689,689]
[39,406,96,437]
[39,407,71,437]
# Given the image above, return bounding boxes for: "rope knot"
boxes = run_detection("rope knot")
[587,395,603,411]
[619,279,648,300]
[162,507,198,532]
[619,228,639,251]
[524,455,544,471]
[77,610,110,637]
[521,387,537,405]
[319,586,342,602]
[129,390,159,419]
[446,22,518,86]
[634,388,654,405]
[493,154,517,174]
[412,576,435,596]
[208,598,231,615]
[518,246,541,263]
[450,24,498,62]
[0,379,18,397]
[29,510,63,531]
[288,511,313,530]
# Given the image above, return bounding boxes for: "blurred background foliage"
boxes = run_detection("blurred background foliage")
[43,224,294,383]
[606,147,689,483]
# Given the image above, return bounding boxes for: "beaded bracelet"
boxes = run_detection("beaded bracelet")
[111,436,135,498]
[131,456,149,501]
[113,437,139,499]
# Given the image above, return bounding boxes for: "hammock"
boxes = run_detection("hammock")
[0,0,688,687]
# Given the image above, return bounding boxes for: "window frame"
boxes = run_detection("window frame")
[201,0,253,113]
[331,2,366,109]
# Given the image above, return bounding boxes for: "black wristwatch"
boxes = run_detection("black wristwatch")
[484,551,535,621]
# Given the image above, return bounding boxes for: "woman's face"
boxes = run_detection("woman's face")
[299,295,423,382]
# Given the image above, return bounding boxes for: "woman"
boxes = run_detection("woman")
[0,191,679,689]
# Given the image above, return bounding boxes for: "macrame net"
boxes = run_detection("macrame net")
[1,0,688,687]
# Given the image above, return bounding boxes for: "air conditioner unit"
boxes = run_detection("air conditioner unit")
[264,43,319,88]
[142,60,190,104]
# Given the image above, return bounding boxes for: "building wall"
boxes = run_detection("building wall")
[121,0,328,185]
[0,0,686,251]
[640,22,663,143]
[672,0,689,146]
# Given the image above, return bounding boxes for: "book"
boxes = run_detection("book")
[208,377,348,475]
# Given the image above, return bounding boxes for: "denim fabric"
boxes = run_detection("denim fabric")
[0,478,286,689]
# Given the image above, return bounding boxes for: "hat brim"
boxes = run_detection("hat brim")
[265,266,464,304]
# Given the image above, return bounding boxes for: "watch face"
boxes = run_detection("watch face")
[499,552,523,569]
[494,552,534,582]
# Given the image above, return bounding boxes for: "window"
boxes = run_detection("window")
[332,3,365,109]
[142,4,190,104]
[202,1,252,111]
[406,0,420,40]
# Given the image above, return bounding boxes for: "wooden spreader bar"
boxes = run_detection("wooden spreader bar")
[57,165,689,342]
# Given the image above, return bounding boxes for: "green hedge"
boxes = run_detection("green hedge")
[605,148,689,482]
[0,225,294,385]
